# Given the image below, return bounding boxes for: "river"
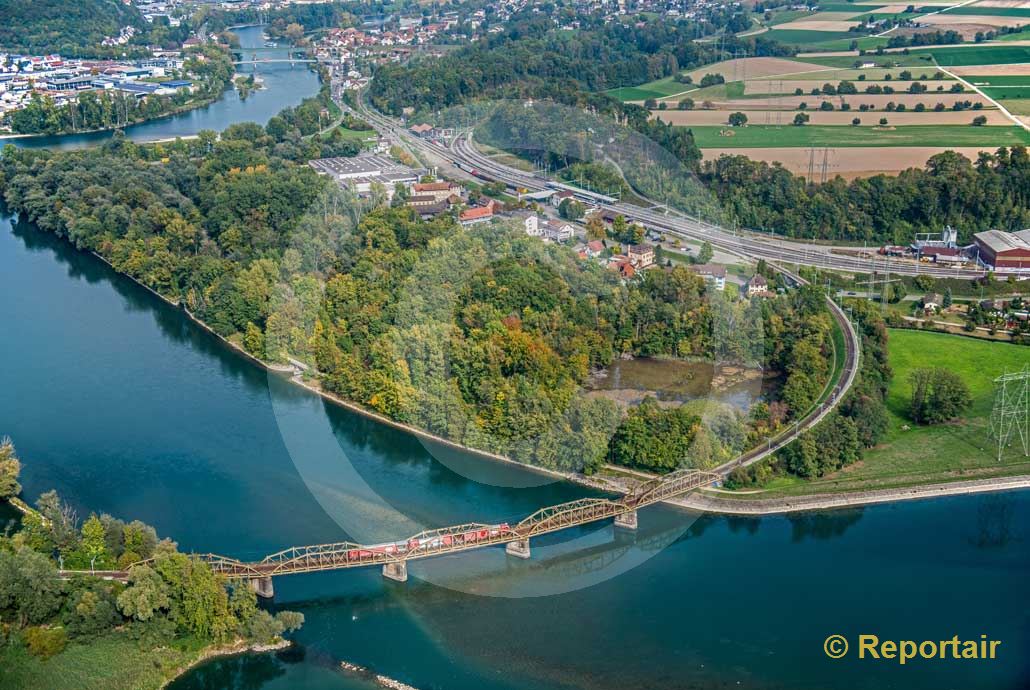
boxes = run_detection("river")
[5,27,320,150]
[0,36,1028,690]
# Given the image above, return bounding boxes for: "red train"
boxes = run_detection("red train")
[346,523,511,560]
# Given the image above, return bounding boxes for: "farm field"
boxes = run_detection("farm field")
[700,145,1003,177]
[605,76,694,102]
[609,52,1030,177]
[687,124,1030,148]
[658,109,1011,126]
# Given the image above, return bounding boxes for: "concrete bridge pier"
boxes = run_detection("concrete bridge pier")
[614,510,638,530]
[383,561,408,583]
[250,576,274,599]
[505,538,531,559]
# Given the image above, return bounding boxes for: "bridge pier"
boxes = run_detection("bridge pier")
[505,538,531,559]
[382,561,408,583]
[614,510,638,530]
[250,576,274,599]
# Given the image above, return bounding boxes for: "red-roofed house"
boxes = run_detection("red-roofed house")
[459,205,494,226]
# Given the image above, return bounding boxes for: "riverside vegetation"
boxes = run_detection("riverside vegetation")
[0,440,305,690]
[1,106,851,475]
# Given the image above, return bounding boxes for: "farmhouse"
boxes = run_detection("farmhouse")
[973,229,1030,271]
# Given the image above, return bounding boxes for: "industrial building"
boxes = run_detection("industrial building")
[973,229,1030,272]
[309,154,421,196]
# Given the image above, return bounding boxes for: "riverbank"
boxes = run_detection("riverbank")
[60,247,1030,517]
[160,639,292,690]
[0,88,229,142]
[678,475,1030,514]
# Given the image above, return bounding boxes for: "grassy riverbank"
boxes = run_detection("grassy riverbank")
[718,329,1030,497]
[0,630,288,690]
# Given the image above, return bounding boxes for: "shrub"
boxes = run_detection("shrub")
[24,626,67,659]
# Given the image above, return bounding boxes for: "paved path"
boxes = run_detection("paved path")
[674,475,1030,514]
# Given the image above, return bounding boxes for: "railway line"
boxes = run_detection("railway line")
[353,92,987,280]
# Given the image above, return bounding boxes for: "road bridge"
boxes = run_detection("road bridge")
[232,59,318,65]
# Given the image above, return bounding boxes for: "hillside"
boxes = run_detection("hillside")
[0,0,145,55]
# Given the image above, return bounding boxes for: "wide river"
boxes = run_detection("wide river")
[1,28,1028,690]
[6,26,320,150]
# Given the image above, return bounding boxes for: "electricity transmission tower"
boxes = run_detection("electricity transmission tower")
[990,365,1030,461]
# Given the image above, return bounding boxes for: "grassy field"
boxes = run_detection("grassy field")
[915,45,1030,66]
[801,53,937,69]
[606,76,694,102]
[0,632,211,690]
[964,74,1030,85]
[999,98,1030,114]
[764,28,860,46]
[983,86,1030,100]
[754,330,1030,496]
[941,6,1030,17]
[997,26,1030,40]
[688,124,1030,148]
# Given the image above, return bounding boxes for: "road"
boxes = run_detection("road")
[352,92,987,280]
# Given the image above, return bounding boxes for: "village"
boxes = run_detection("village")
[308,148,775,300]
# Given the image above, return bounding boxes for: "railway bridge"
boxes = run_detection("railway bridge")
[61,469,719,598]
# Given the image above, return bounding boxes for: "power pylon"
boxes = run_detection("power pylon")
[991,365,1030,461]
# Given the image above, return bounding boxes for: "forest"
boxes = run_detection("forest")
[370,14,790,117]
[0,104,834,475]
[700,149,1030,244]
[0,0,164,57]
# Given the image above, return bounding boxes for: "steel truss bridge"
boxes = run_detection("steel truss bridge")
[61,470,718,595]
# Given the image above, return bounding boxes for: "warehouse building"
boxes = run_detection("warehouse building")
[973,229,1030,272]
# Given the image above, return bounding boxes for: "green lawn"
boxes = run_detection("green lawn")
[811,35,895,51]
[760,330,1030,496]
[688,124,1030,148]
[0,632,212,690]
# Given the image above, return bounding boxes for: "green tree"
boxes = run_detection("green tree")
[0,437,21,499]
[728,112,748,127]
[0,547,63,628]
[117,564,171,622]
[909,367,972,424]
[697,241,713,264]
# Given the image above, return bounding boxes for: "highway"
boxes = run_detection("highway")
[353,92,989,280]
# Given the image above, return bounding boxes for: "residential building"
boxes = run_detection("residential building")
[746,274,769,296]
[690,264,726,291]
[543,219,575,242]
[459,205,494,226]
[627,243,654,268]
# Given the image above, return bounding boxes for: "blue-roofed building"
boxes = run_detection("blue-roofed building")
[159,80,192,89]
